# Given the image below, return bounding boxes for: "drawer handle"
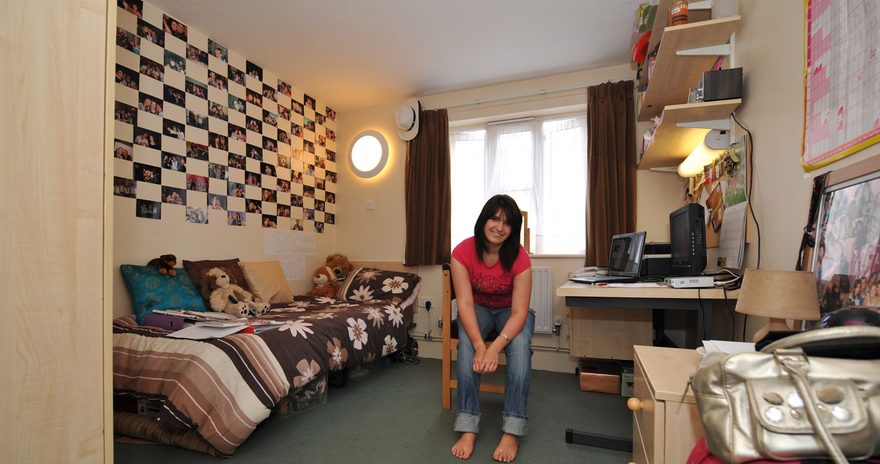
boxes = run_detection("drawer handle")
[626,397,642,412]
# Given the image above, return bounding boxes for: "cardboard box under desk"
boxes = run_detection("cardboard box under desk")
[578,359,620,394]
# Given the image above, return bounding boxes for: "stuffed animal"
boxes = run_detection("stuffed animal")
[147,254,177,277]
[325,253,353,282]
[308,266,340,298]
[205,267,270,317]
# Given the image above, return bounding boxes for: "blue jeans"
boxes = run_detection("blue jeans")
[454,305,535,436]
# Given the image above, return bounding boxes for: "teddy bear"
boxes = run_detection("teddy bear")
[325,253,353,282]
[205,267,270,317]
[147,254,177,277]
[308,266,340,298]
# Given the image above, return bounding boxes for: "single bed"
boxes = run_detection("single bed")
[112,261,420,456]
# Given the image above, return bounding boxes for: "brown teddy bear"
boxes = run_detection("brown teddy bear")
[325,253,353,282]
[205,267,269,317]
[147,254,177,277]
[308,266,340,298]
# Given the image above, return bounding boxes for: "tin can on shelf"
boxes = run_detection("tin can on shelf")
[669,1,689,26]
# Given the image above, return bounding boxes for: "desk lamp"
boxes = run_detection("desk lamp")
[735,269,820,343]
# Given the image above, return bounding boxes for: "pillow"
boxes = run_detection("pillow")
[182,258,250,306]
[338,267,422,308]
[240,260,294,304]
[120,265,206,324]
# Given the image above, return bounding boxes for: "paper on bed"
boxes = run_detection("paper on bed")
[168,324,246,339]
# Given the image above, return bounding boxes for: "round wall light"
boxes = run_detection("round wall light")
[349,130,389,178]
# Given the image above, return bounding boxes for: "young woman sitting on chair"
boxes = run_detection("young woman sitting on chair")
[450,194,534,463]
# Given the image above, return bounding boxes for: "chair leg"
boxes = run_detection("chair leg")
[442,339,452,410]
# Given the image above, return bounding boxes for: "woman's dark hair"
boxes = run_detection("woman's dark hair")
[473,194,523,271]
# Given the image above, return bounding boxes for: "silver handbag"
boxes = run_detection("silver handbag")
[691,326,880,464]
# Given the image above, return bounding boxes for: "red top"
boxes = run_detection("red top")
[452,237,531,309]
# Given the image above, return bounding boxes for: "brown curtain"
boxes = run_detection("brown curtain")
[404,108,451,265]
[585,80,637,266]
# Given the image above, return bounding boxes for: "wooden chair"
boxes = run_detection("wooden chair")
[441,263,504,410]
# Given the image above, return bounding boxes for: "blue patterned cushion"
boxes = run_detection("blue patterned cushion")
[120,265,206,324]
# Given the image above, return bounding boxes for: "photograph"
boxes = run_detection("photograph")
[278,105,291,121]
[303,94,316,110]
[326,128,336,142]
[229,95,246,113]
[186,44,208,66]
[114,139,133,160]
[186,206,208,224]
[131,162,160,185]
[292,170,303,184]
[291,122,303,138]
[325,191,336,204]
[161,151,186,172]
[263,109,278,126]
[163,119,184,140]
[227,181,245,198]
[277,178,291,192]
[277,80,291,97]
[314,222,324,234]
[137,18,164,48]
[113,177,136,198]
[163,84,185,107]
[326,150,336,162]
[136,199,161,220]
[208,39,228,62]
[245,171,261,187]
[247,144,263,160]
[116,27,139,54]
[246,199,262,214]
[162,186,186,205]
[208,193,227,210]
[228,210,245,226]
[139,55,164,81]
[315,178,325,191]
[304,208,314,220]
[326,170,337,184]
[315,199,325,212]
[326,106,336,121]
[292,194,303,207]
[208,162,227,180]
[304,117,315,132]
[117,0,142,18]
[229,124,246,142]
[209,102,228,121]
[209,132,228,151]
[115,64,139,90]
[303,139,315,154]
[164,49,185,73]
[262,84,277,102]
[303,185,315,198]
[261,214,277,229]
[186,110,208,130]
[262,136,277,153]
[133,127,161,150]
[162,14,187,42]
[292,100,304,115]
[247,116,262,133]
[228,65,245,86]
[317,134,326,147]
[114,101,137,125]
[277,204,290,218]
[185,77,207,100]
[246,89,263,107]
[325,212,335,225]
[186,141,208,161]
[138,92,162,116]
[261,188,277,203]
[292,218,304,231]
[315,113,325,126]
[277,129,290,146]
[208,70,227,91]
[246,60,263,81]
[228,153,246,170]
[260,162,276,177]
[277,153,290,169]
[186,173,208,192]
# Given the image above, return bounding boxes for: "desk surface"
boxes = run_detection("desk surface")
[557,281,738,300]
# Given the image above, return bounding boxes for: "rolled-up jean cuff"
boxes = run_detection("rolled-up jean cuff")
[454,412,480,434]
[502,415,527,436]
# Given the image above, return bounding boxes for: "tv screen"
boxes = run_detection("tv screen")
[669,203,707,276]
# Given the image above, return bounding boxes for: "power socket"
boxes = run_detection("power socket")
[418,296,434,308]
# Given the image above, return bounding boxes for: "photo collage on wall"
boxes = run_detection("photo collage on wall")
[113,0,338,233]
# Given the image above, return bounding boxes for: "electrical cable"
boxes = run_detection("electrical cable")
[732,111,761,269]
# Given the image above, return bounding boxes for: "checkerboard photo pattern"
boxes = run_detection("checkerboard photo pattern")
[113,0,338,233]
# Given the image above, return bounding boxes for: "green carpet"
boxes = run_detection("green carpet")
[114,358,632,463]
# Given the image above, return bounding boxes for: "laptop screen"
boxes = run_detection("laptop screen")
[607,231,646,276]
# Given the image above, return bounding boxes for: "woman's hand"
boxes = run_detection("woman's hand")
[473,343,501,374]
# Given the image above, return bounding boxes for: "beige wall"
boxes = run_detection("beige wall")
[3,0,112,461]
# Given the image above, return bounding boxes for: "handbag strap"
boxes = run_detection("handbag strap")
[761,326,880,357]
[774,349,847,464]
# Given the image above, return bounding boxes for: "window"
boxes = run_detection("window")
[450,113,587,254]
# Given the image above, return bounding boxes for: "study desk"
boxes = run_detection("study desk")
[558,281,739,353]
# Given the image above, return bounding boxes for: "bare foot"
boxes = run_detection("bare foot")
[451,432,476,460]
[493,433,519,462]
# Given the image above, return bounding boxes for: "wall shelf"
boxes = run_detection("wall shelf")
[638,98,741,170]
[638,15,741,122]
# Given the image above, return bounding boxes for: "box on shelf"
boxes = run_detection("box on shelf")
[275,374,328,416]
[621,365,635,397]
[577,359,620,394]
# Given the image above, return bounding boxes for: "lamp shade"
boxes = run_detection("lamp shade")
[678,142,723,177]
[735,269,820,320]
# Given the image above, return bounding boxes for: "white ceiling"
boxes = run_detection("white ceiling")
[147,0,643,112]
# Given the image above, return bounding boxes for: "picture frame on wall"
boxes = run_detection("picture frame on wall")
[809,156,880,327]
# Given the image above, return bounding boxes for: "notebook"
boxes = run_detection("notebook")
[570,231,647,284]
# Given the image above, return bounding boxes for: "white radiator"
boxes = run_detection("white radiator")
[530,266,553,334]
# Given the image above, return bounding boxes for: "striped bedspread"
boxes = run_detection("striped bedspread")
[113,295,413,455]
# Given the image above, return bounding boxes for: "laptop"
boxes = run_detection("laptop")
[570,231,646,284]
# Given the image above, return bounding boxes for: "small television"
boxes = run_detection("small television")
[669,203,707,276]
